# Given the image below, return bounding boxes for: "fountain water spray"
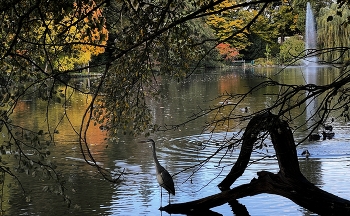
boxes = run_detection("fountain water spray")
[304,2,317,66]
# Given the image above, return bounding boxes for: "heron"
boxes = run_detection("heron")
[146,139,175,206]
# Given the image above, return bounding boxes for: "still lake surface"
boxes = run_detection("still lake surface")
[2,66,350,215]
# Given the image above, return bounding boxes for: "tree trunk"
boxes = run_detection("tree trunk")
[161,112,350,215]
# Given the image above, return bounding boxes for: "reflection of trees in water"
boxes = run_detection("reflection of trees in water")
[6,157,114,216]
[299,158,323,216]
[299,158,323,186]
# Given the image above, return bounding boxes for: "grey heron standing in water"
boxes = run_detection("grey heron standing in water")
[146,139,175,206]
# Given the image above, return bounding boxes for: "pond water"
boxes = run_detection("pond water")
[2,66,350,216]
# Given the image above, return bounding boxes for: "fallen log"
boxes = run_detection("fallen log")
[161,112,350,215]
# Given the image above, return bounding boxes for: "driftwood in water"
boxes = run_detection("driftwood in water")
[161,112,350,215]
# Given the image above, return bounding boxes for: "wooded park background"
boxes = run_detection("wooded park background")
[1,0,350,215]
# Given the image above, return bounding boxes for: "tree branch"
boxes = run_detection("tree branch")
[162,113,350,215]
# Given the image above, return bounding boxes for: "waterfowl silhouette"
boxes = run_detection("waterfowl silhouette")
[308,134,321,141]
[322,131,335,140]
[301,150,310,158]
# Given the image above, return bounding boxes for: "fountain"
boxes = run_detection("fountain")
[304,2,318,123]
[304,2,317,66]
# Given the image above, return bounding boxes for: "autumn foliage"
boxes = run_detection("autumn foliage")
[34,0,108,71]
[216,43,239,61]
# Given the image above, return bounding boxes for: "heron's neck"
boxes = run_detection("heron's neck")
[151,144,161,167]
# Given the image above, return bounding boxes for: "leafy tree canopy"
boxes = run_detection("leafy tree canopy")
[279,35,304,64]
[318,3,350,63]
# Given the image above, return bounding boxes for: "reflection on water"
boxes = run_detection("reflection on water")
[2,67,350,215]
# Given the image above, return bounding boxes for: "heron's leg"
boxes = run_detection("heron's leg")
[168,192,171,204]
[160,187,163,207]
